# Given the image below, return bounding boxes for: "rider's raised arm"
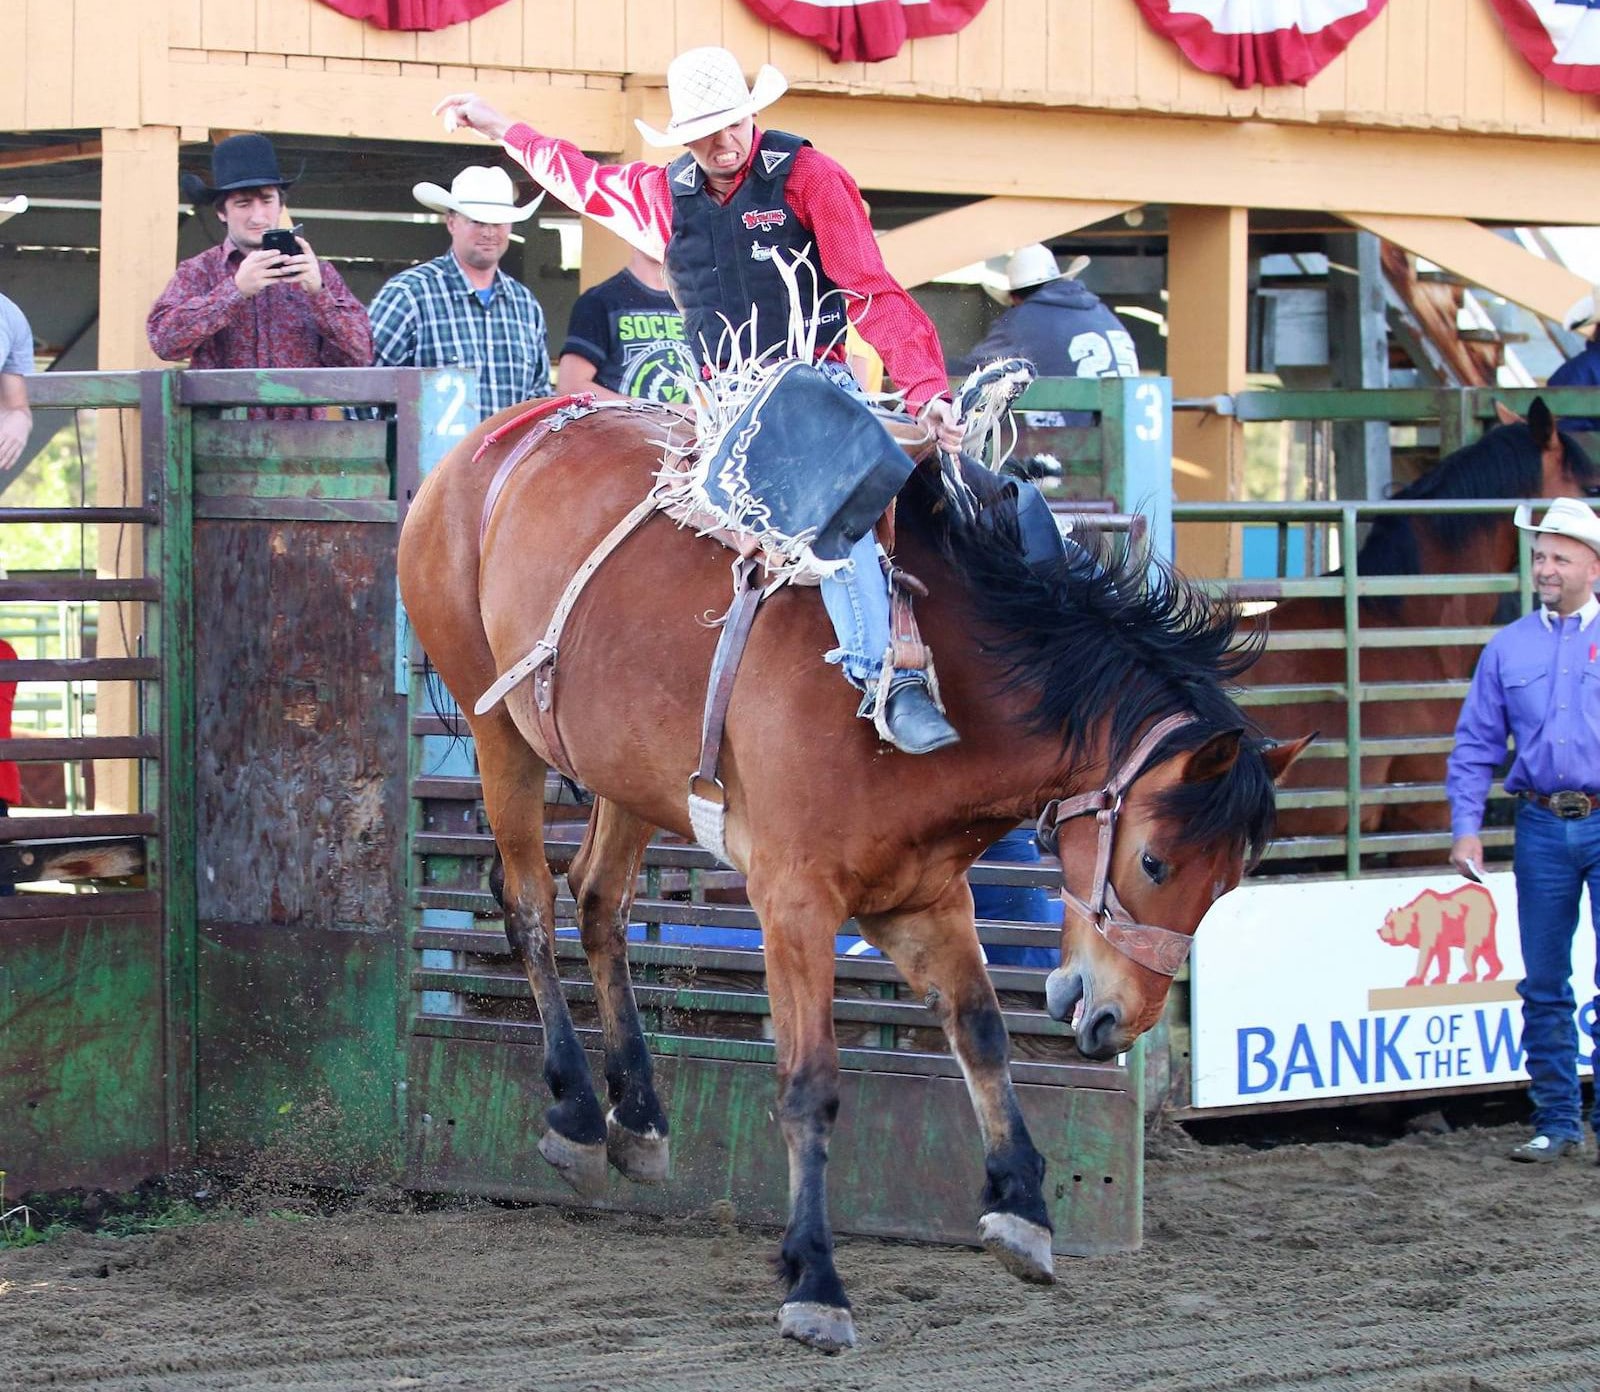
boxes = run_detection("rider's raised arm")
[502,124,674,264]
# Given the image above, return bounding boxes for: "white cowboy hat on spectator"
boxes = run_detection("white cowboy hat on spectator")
[1562,283,1600,332]
[0,195,27,226]
[413,165,542,223]
[1514,496,1600,559]
[635,47,788,149]
[987,247,1091,303]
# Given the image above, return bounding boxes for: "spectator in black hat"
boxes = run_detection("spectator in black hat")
[147,134,370,418]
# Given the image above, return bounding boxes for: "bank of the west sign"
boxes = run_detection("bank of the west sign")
[1190,871,1596,1109]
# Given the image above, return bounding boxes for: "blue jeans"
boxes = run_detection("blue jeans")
[811,359,914,695]
[819,531,895,689]
[1512,800,1600,1139]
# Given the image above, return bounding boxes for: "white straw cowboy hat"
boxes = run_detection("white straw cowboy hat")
[987,246,1091,303]
[635,47,788,149]
[1515,496,1600,560]
[1563,283,1600,332]
[413,165,543,223]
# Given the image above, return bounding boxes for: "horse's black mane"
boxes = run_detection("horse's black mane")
[903,470,1277,860]
[1355,420,1598,576]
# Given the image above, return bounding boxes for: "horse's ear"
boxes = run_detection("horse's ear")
[1182,727,1244,784]
[1493,399,1524,427]
[1261,733,1316,784]
[1527,395,1557,448]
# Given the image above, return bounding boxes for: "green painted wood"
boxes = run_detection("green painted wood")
[190,418,389,464]
[148,369,200,1172]
[404,1036,1141,1255]
[0,917,169,1193]
[195,923,401,1180]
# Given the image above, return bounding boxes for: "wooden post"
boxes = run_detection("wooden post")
[96,126,179,814]
[1167,205,1248,577]
[1326,231,1392,503]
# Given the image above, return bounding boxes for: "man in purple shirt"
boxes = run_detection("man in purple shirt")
[1447,497,1600,1163]
[147,134,370,420]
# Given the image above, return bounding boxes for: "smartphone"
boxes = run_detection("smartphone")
[261,227,302,258]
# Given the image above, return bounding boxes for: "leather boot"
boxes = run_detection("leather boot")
[883,679,959,755]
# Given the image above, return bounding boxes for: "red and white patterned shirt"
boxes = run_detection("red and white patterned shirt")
[503,123,950,411]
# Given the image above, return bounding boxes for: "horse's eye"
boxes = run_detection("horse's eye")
[1140,851,1171,885]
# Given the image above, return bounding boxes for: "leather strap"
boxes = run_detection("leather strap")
[475,494,662,782]
[1035,712,1198,978]
[884,562,930,672]
[689,555,765,807]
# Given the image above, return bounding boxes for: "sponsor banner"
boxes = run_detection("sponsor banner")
[1131,0,1388,88]
[736,0,991,64]
[1488,0,1600,94]
[1191,872,1596,1109]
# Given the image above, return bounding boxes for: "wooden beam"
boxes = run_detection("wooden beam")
[876,197,1137,289]
[777,95,1600,225]
[1168,206,1248,577]
[170,62,624,151]
[0,140,103,171]
[1338,211,1590,325]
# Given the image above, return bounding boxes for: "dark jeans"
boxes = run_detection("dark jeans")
[1512,801,1600,1138]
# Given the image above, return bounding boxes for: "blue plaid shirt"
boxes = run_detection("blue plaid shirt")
[369,252,550,419]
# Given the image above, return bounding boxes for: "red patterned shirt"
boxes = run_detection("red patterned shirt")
[0,638,19,808]
[504,124,950,411]
[147,242,373,420]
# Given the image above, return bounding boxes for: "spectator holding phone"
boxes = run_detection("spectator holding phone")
[369,165,550,421]
[147,134,371,418]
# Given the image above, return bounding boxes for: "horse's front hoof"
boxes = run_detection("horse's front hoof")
[606,1112,670,1184]
[778,1301,856,1353]
[538,1128,608,1198]
[979,1211,1056,1284]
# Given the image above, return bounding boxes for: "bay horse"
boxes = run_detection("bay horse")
[397,397,1308,1351]
[1242,398,1599,862]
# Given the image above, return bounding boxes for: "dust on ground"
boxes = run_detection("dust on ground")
[3,1118,1597,1392]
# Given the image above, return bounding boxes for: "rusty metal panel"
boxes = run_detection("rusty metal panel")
[194,519,406,932]
[406,1037,1141,1255]
[196,921,400,1178]
[0,917,168,1194]
[192,516,407,1176]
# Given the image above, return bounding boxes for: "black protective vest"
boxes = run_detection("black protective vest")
[663,131,847,367]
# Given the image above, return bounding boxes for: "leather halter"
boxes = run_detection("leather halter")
[1034,713,1197,979]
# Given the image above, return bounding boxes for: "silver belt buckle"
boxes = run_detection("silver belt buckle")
[1548,789,1594,820]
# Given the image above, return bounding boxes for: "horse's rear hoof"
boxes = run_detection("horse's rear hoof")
[979,1211,1056,1284]
[606,1112,670,1184]
[778,1301,856,1353]
[538,1129,608,1199]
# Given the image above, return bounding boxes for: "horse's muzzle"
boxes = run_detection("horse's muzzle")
[1044,966,1082,1025]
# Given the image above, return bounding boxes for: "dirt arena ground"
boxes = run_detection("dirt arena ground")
[3,1115,1598,1392]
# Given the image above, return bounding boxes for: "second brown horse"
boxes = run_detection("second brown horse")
[398,399,1307,1352]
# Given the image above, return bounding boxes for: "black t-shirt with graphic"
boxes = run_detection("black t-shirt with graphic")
[560,269,696,404]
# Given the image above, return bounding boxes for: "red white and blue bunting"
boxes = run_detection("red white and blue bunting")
[735,0,992,63]
[314,0,511,29]
[1488,0,1600,92]
[1130,0,1388,87]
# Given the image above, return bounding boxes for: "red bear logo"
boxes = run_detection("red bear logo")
[1378,885,1503,987]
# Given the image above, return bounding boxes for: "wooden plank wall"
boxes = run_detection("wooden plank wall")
[15,0,1600,141]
